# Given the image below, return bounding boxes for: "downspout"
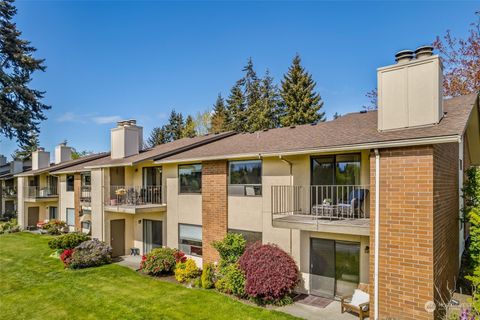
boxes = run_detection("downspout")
[279,155,293,255]
[101,168,105,242]
[374,148,380,320]
[459,136,464,263]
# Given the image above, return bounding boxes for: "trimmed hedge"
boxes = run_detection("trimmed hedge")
[48,233,90,250]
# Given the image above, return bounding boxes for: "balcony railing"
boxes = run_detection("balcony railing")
[106,185,164,207]
[2,186,17,197]
[272,185,370,220]
[80,185,91,205]
[25,185,58,198]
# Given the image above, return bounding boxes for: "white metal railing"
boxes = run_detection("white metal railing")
[271,185,370,220]
[2,186,17,197]
[25,185,58,198]
[80,185,91,205]
[106,185,164,207]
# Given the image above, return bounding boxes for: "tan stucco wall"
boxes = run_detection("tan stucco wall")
[58,174,75,223]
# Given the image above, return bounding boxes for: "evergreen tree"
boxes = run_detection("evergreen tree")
[333,112,341,120]
[259,70,281,129]
[11,132,39,160]
[182,115,196,138]
[210,94,227,133]
[279,54,325,126]
[225,81,247,132]
[164,110,184,141]
[0,0,50,145]
[147,126,168,147]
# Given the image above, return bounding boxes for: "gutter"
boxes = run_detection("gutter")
[374,148,380,320]
[154,134,460,165]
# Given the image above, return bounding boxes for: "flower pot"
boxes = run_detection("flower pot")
[110,199,117,206]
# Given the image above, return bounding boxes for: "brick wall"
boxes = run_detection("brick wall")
[433,143,459,311]
[201,160,228,264]
[369,144,460,320]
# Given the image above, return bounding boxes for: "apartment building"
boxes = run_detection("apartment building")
[15,48,480,320]
[0,156,30,219]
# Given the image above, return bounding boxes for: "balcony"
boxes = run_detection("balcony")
[271,185,370,236]
[2,186,17,198]
[24,186,58,201]
[80,185,91,208]
[104,185,166,214]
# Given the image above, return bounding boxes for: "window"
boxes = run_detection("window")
[179,224,202,256]
[81,173,91,186]
[228,229,262,245]
[143,166,162,187]
[311,154,360,185]
[49,206,58,220]
[66,175,74,192]
[66,208,75,226]
[229,160,262,196]
[47,175,58,195]
[179,164,202,194]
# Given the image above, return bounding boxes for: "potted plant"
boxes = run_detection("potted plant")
[323,198,332,205]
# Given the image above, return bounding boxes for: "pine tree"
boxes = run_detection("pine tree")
[0,0,50,145]
[164,110,184,141]
[225,81,247,132]
[11,132,39,160]
[147,126,168,147]
[210,94,227,133]
[279,54,325,126]
[259,70,281,129]
[182,115,196,138]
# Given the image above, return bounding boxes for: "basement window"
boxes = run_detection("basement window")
[179,224,202,257]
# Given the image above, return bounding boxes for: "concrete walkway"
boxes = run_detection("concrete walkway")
[114,256,360,320]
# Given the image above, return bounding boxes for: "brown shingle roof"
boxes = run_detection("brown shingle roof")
[84,132,234,168]
[155,93,478,163]
[16,152,110,176]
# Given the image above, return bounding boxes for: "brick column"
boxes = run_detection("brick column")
[74,173,81,231]
[369,146,435,320]
[202,160,228,264]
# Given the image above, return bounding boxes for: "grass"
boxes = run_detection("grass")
[0,232,298,320]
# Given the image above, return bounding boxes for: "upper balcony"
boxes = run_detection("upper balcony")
[271,185,370,236]
[80,185,91,209]
[104,185,166,214]
[24,185,58,202]
[2,186,17,198]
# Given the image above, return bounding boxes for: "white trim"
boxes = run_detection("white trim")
[154,135,460,164]
[374,148,380,320]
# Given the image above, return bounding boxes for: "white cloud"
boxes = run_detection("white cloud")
[57,112,86,123]
[92,115,122,124]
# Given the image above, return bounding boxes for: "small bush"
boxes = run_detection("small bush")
[239,243,299,305]
[174,250,187,264]
[215,263,245,297]
[60,249,74,267]
[174,259,200,283]
[201,263,215,289]
[69,239,112,269]
[212,233,246,268]
[48,233,90,250]
[140,247,180,276]
[42,220,68,235]
[0,219,20,234]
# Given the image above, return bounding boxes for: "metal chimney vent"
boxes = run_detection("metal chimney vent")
[395,50,414,63]
[414,45,434,59]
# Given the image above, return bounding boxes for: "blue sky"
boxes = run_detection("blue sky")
[0,1,477,159]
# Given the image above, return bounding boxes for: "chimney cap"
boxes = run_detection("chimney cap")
[395,50,414,63]
[36,147,45,152]
[414,45,434,59]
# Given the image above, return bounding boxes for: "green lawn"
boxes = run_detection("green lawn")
[0,232,297,320]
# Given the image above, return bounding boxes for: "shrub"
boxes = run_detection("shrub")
[69,239,112,269]
[174,250,187,264]
[140,247,180,276]
[0,219,20,234]
[174,259,200,283]
[239,243,299,305]
[48,233,90,250]
[212,233,246,268]
[60,249,74,267]
[42,220,68,235]
[201,262,215,289]
[215,263,245,297]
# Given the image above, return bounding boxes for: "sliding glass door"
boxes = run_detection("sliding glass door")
[310,238,360,298]
[143,220,163,254]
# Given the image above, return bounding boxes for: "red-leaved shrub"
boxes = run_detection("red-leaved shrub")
[239,242,299,304]
[60,249,74,267]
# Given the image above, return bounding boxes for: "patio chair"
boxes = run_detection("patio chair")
[340,283,370,320]
[337,189,369,218]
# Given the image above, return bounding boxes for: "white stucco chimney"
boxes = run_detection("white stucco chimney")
[377,45,443,131]
[110,119,143,159]
[32,148,50,171]
[55,142,73,164]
